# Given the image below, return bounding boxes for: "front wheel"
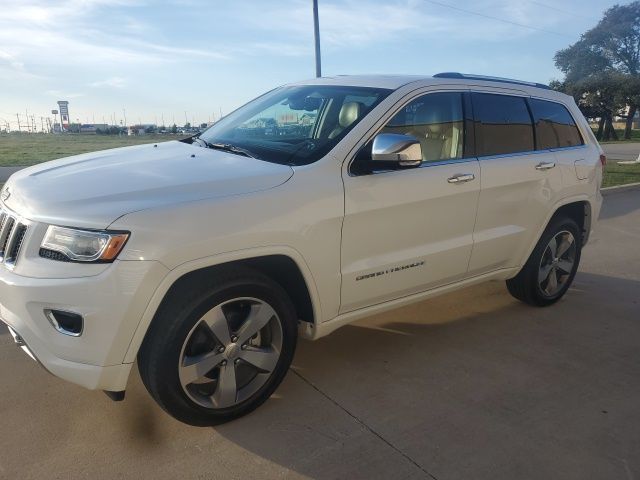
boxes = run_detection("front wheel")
[138,267,298,426]
[506,216,582,307]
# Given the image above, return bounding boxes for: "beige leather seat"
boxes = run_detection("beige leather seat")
[405,105,453,162]
[328,102,364,139]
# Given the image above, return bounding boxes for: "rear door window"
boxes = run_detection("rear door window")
[529,98,583,149]
[471,93,534,156]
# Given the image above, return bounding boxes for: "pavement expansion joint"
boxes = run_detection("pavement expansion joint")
[291,369,439,480]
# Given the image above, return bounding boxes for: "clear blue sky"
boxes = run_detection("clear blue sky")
[0,0,627,128]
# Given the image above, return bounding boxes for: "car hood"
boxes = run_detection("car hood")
[3,141,294,228]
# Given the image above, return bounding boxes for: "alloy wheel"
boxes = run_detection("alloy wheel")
[538,230,577,297]
[178,297,283,409]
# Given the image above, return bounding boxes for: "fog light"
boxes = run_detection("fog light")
[45,309,83,337]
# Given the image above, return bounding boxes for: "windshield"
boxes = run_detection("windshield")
[199,85,391,166]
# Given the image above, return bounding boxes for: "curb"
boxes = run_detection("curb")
[601,182,640,196]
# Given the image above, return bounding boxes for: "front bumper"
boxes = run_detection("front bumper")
[0,259,168,391]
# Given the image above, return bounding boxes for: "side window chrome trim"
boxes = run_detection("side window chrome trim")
[417,157,478,168]
[477,149,551,161]
[466,144,588,161]
[549,144,589,153]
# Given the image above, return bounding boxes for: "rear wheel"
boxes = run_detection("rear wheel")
[138,267,297,426]
[506,217,581,307]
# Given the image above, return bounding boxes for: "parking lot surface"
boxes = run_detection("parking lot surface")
[1,188,639,480]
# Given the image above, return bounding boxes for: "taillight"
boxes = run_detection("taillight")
[599,154,607,167]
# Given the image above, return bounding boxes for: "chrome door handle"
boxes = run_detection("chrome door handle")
[447,173,475,184]
[535,161,556,171]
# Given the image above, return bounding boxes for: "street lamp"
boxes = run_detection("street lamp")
[313,0,321,77]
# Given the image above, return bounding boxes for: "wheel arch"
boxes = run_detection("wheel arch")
[551,200,592,245]
[122,247,321,364]
[516,196,593,276]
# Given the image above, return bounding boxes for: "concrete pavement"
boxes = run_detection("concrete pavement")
[1,189,639,480]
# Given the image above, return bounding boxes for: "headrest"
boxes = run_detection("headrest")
[339,102,363,128]
[414,105,441,125]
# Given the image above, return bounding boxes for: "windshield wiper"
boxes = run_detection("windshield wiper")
[192,136,258,159]
[208,141,257,159]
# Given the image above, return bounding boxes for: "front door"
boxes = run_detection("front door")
[340,91,480,313]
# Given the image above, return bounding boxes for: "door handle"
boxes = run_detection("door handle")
[535,161,556,171]
[447,173,475,184]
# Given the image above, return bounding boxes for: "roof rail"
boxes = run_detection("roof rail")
[433,72,551,90]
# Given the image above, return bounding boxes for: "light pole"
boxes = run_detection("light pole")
[313,0,321,77]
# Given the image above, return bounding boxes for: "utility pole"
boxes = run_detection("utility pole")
[123,108,127,127]
[16,113,21,132]
[313,0,322,78]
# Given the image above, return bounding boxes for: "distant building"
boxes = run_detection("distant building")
[128,124,156,136]
[79,124,109,134]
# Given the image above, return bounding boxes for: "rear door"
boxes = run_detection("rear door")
[468,91,563,275]
[340,90,480,313]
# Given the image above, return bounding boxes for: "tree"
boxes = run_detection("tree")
[555,2,640,139]
[171,124,178,134]
[554,75,624,140]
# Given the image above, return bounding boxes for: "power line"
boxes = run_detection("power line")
[527,0,598,21]
[423,0,574,39]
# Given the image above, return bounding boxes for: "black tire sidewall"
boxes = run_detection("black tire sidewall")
[142,273,297,426]
[528,217,582,305]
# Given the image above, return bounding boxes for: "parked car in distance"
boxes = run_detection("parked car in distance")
[0,73,604,426]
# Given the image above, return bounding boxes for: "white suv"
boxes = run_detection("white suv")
[0,73,603,425]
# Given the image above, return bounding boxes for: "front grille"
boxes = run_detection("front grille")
[0,206,29,268]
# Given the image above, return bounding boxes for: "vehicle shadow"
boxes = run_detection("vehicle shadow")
[206,273,640,479]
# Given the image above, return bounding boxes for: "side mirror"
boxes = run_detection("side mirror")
[371,133,422,167]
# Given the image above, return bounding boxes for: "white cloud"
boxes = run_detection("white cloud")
[45,89,85,98]
[234,0,569,50]
[0,0,230,74]
[89,77,127,88]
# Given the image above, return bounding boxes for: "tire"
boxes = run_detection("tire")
[138,266,298,426]
[506,216,582,307]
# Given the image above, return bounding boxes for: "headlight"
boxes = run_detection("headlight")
[41,226,129,263]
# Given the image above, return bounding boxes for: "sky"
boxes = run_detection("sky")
[0,0,628,129]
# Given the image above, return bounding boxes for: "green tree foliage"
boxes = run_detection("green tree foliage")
[554,2,640,140]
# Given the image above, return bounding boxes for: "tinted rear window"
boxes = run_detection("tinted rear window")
[472,93,534,156]
[529,98,583,149]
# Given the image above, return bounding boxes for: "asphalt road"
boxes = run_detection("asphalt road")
[1,188,639,480]
[0,166,23,183]
[602,142,640,162]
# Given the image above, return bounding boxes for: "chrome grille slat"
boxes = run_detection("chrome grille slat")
[0,206,28,268]
[0,217,15,256]
[5,224,26,266]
